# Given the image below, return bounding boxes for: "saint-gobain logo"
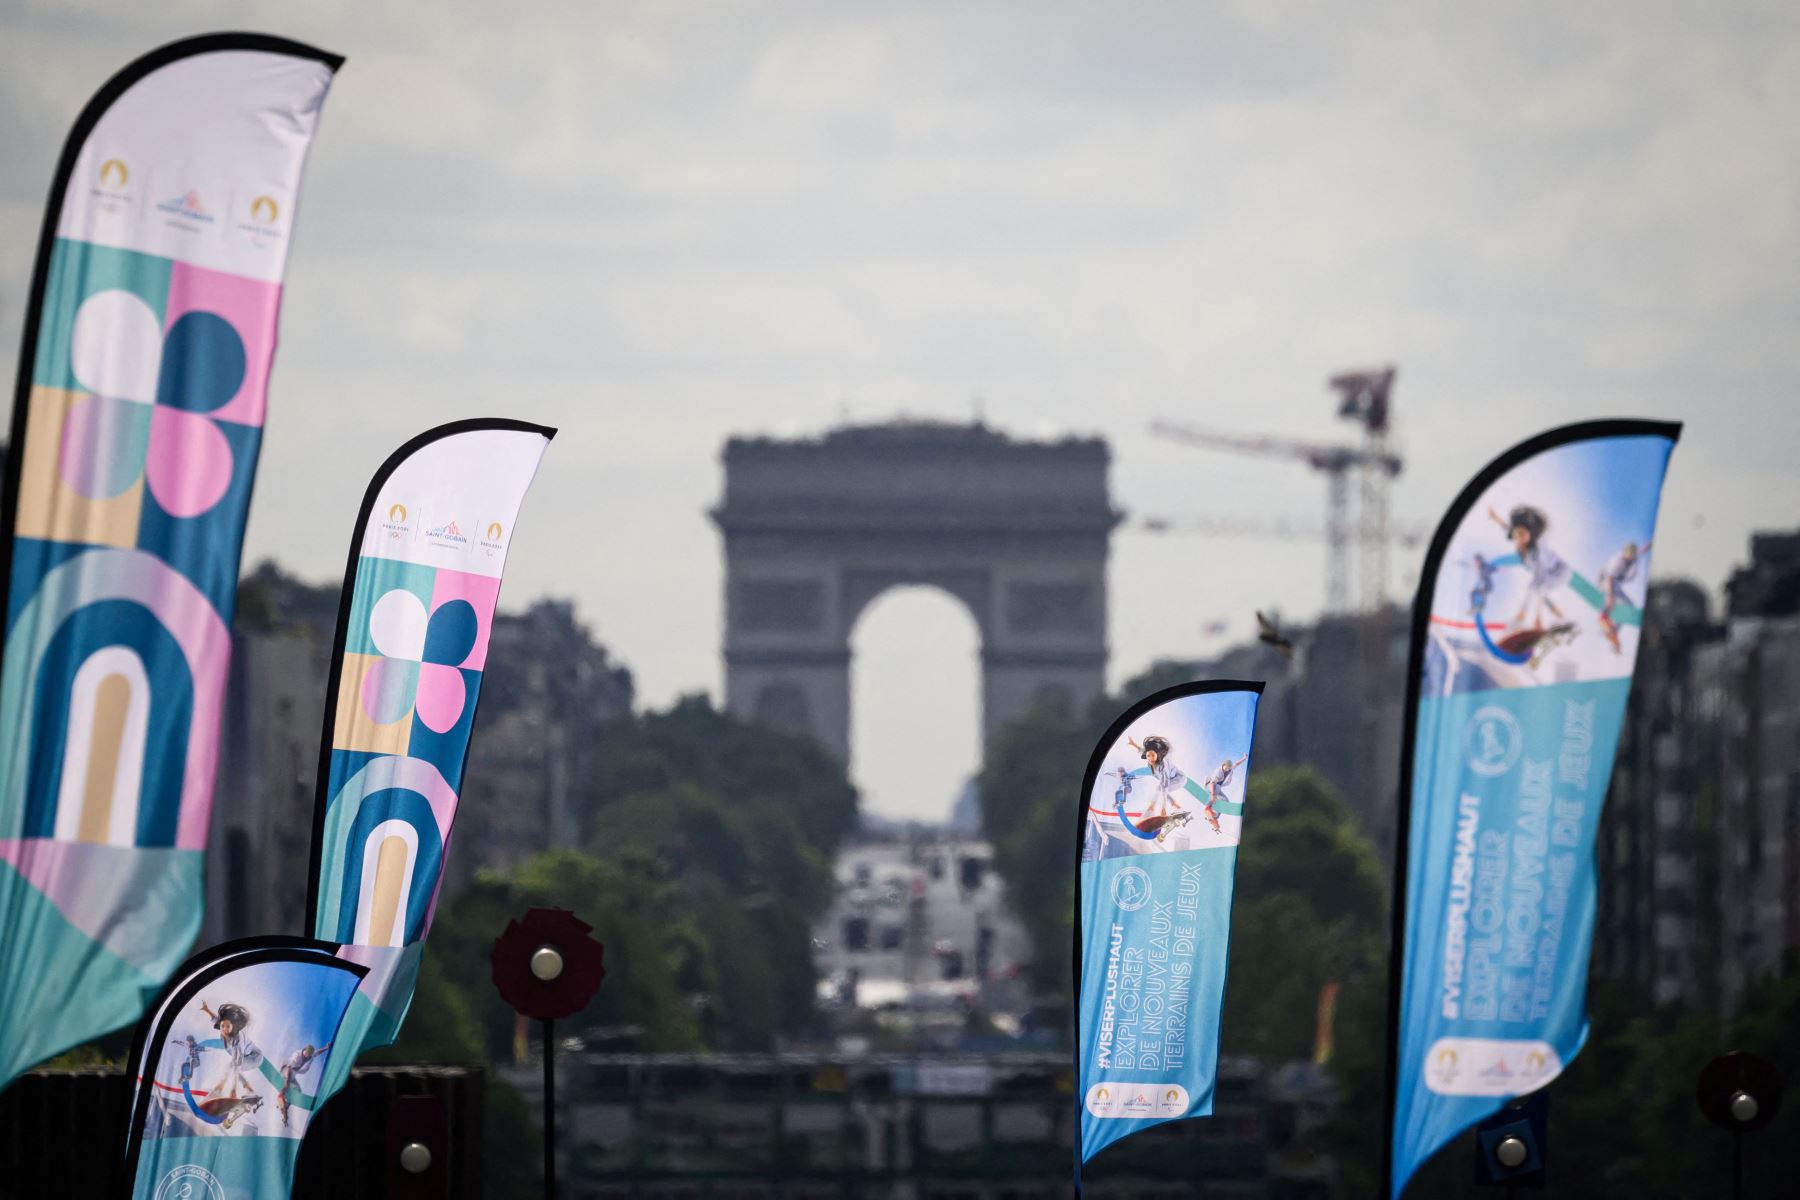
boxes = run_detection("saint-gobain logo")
[1086,1081,1188,1118]
[155,1164,225,1200]
[1110,865,1151,912]
[1463,705,1522,778]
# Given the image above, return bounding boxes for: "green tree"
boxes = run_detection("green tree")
[581,697,859,1047]
[591,694,859,855]
[977,697,1093,994]
[1224,767,1386,1058]
[399,693,860,1060]
[415,850,704,1062]
[366,950,485,1065]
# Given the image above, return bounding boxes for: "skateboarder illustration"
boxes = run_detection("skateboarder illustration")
[1468,552,1499,614]
[1113,869,1147,908]
[1488,504,1569,630]
[193,1000,265,1130]
[275,1042,332,1127]
[170,1034,207,1088]
[1199,755,1250,835]
[1475,503,1578,667]
[1098,735,1247,849]
[1126,734,1193,842]
[1104,762,1191,844]
[1596,539,1651,652]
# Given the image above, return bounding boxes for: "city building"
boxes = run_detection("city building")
[1723,531,1800,618]
[450,598,635,892]
[200,563,337,945]
[201,617,332,945]
[810,833,1033,1049]
[1592,581,1718,1009]
[1698,611,1800,1013]
[1286,608,1409,862]
[1592,531,1800,1016]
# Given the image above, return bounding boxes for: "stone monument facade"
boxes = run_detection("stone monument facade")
[712,421,1120,762]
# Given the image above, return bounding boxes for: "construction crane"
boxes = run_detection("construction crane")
[1329,366,1399,613]
[1150,367,1401,613]
[1139,512,1427,548]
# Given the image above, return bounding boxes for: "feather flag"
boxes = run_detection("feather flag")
[122,937,365,1199]
[1074,680,1262,1182]
[305,419,554,1102]
[1385,421,1679,1197]
[0,34,340,1091]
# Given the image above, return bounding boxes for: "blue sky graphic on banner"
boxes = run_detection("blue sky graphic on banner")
[1075,681,1262,1179]
[122,940,364,1200]
[0,35,338,1094]
[1389,422,1679,1197]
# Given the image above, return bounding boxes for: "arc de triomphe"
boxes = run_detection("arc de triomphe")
[712,421,1121,762]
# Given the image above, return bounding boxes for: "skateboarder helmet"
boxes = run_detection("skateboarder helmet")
[214,1003,250,1032]
[1506,505,1547,543]
[1140,736,1171,759]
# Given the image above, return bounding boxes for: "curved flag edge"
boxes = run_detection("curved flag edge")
[121,934,329,1130]
[0,31,343,658]
[1071,677,1265,1192]
[302,418,558,929]
[1379,418,1683,1198]
[118,937,364,1196]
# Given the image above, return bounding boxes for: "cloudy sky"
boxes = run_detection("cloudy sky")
[2,2,1797,820]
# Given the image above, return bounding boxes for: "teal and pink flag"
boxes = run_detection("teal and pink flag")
[0,34,340,1091]
[306,419,554,1100]
[118,424,552,1197]
[122,937,366,1199]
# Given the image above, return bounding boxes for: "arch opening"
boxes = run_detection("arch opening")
[849,585,981,825]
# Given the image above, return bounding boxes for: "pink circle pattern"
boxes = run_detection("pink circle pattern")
[358,589,474,735]
[57,289,243,518]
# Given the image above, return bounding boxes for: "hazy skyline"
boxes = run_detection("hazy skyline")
[4,2,1798,819]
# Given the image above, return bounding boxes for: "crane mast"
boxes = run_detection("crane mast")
[1149,366,1400,614]
[1330,366,1399,614]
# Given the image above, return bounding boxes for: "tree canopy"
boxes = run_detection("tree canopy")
[388,693,859,1062]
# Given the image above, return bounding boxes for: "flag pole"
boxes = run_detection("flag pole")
[543,1015,557,1200]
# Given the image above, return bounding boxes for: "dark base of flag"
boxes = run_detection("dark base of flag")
[0,1064,483,1197]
